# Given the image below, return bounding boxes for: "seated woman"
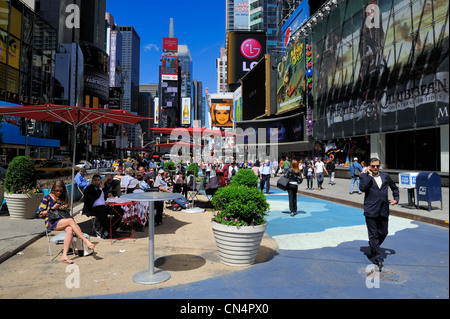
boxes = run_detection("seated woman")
[38,180,95,264]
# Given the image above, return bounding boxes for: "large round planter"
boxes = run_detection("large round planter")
[4,193,44,219]
[211,220,267,267]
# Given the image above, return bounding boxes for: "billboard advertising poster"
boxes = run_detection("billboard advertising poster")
[109,87,121,109]
[234,0,249,30]
[154,97,159,125]
[163,37,178,52]
[181,97,191,125]
[313,0,449,139]
[276,39,305,114]
[234,86,243,122]
[227,31,266,88]
[162,56,178,81]
[211,98,233,128]
[237,113,304,144]
[281,0,309,49]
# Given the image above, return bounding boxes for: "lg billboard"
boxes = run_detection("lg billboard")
[227,31,266,91]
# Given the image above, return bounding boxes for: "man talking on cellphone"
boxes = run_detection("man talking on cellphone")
[359,158,399,270]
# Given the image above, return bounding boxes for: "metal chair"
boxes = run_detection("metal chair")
[76,184,85,202]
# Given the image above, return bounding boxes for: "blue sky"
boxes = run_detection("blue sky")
[106,0,226,94]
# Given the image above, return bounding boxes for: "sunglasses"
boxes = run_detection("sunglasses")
[370,165,381,168]
[54,189,64,193]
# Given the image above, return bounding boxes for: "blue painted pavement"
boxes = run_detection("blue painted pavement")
[88,188,449,299]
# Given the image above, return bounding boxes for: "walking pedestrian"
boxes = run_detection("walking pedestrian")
[349,157,363,194]
[283,157,290,173]
[272,159,279,177]
[326,158,336,185]
[359,158,399,270]
[284,160,303,216]
[305,162,314,190]
[278,158,284,176]
[314,157,328,190]
[259,159,271,193]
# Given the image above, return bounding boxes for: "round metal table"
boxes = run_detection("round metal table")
[120,191,183,285]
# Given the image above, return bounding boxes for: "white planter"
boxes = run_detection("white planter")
[4,193,44,219]
[211,220,267,267]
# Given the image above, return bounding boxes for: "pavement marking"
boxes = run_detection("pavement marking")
[265,194,419,251]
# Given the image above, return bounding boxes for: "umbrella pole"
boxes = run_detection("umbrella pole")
[70,125,77,217]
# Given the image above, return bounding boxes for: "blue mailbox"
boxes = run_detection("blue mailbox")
[416,172,443,211]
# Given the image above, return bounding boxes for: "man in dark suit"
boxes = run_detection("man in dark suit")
[83,175,112,239]
[359,158,399,270]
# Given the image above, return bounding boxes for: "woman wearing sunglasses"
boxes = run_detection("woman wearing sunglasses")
[359,158,399,271]
[38,180,95,264]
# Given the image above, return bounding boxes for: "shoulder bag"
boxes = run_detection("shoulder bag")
[47,209,72,224]
[277,169,292,191]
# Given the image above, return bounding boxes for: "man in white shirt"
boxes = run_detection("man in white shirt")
[259,159,272,193]
[314,157,328,190]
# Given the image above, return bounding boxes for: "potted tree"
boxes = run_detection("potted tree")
[211,169,270,266]
[3,156,44,219]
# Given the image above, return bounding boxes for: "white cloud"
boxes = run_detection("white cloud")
[144,44,160,52]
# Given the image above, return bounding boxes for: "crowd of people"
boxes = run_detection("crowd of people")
[38,153,399,267]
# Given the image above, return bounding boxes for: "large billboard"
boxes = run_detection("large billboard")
[163,37,178,53]
[161,55,178,81]
[227,31,266,90]
[281,0,309,49]
[276,39,305,114]
[210,95,234,128]
[241,54,277,120]
[313,0,449,140]
[181,97,191,125]
[234,1,249,30]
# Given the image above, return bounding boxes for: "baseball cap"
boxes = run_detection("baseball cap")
[354,157,358,161]
[158,169,164,174]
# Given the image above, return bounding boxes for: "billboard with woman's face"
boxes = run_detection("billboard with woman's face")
[211,98,233,128]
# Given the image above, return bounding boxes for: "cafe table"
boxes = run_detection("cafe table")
[120,191,183,284]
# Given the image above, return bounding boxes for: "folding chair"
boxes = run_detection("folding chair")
[76,184,85,202]
[204,176,219,204]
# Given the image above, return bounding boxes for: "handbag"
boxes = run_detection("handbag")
[47,209,72,224]
[276,176,290,191]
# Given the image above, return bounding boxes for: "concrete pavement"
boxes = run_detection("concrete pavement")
[0,176,447,300]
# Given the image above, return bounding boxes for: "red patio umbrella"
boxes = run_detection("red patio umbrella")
[157,141,205,148]
[0,103,152,214]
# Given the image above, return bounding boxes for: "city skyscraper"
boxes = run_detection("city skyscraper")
[249,0,278,55]
[178,44,192,98]
[118,26,140,113]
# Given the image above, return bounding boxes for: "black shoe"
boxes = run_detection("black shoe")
[375,259,383,271]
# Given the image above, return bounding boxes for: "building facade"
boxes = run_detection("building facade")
[118,25,140,114]
[0,0,60,161]
[307,0,449,172]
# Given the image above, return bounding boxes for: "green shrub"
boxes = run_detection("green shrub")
[4,156,40,195]
[187,163,199,177]
[163,160,175,170]
[212,184,269,226]
[231,168,258,188]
